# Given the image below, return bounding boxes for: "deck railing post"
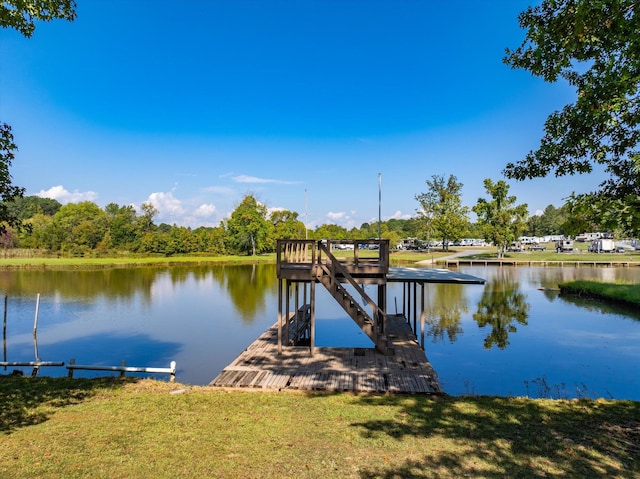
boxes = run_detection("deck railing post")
[120,360,126,378]
[68,358,75,378]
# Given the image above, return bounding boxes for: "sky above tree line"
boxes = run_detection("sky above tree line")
[1,0,606,229]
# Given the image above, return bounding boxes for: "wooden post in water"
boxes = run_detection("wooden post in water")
[33,293,40,361]
[3,295,7,370]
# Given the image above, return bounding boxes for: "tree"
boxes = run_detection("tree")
[526,204,568,236]
[473,179,528,258]
[0,0,76,38]
[19,213,55,249]
[226,195,271,255]
[503,0,639,233]
[270,209,306,240]
[0,124,26,233]
[4,195,62,221]
[415,175,469,251]
[104,203,139,249]
[312,223,348,240]
[52,201,108,252]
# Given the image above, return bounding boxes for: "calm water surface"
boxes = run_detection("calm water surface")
[1,264,638,399]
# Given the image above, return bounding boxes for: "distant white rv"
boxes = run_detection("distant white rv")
[576,232,614,242]
[460,238,485,247]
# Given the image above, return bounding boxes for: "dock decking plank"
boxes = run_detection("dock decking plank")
[210,314,442,394]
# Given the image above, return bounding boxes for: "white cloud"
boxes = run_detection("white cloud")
[327,211,347,221]
[36,185,97,204]
[232,174,298,185]
[266,206,289,218]
[146,191,185,216]
[193,203,216,217]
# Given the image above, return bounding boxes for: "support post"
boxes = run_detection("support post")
[277,278,283,355]
[413,282,417,334]
[310,278,315,357]
[420,283,425,349]
[285,280,290,345]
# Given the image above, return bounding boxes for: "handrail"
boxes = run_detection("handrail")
[317,242,386,329]
[67,359,177,382]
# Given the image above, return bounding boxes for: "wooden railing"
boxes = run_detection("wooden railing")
[67,359,177,382]
[277,239,389,278]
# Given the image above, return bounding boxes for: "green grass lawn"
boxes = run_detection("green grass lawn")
[0,377,638,478]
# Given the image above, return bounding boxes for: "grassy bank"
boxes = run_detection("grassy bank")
[0,378,638,479]
[0,253,276,269]
[559,280,640,308]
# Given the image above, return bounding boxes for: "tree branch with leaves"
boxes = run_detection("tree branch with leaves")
[503,0,640,235]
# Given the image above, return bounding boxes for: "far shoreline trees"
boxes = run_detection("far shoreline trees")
[1,186,627,259]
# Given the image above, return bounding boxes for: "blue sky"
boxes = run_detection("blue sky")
[1,0,606,229]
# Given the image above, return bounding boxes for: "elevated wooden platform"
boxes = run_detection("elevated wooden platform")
[209,313,442,394]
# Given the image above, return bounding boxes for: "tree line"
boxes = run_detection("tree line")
[0,174,620,258]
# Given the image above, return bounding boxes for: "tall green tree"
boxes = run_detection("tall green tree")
[0,124,25,233]
[526,204,568,236]
[270,209,306,240]
[226,195,271,256]
[415,174,469,251]
[473,179,528,258]
[52,201,108,253]
[504,0,639,234]
[5,195,61,221]
[104,203,139,249]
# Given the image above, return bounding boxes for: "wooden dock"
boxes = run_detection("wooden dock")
[209,313,442,394]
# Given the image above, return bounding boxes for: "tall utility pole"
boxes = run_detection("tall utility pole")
[378,173,382,239]
[304,189,308,240]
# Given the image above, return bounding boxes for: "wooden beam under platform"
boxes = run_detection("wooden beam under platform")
[209,313,442,394]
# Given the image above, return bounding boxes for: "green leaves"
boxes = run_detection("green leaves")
[504,0,639,226]
[0,0,77,38]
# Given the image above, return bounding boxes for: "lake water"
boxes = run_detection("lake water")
[1,264,638,400]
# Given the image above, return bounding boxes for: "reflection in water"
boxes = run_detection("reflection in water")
[424,283,468,343]
[558,293,640,321]
[217,264,276,323]
[472,269,529,349]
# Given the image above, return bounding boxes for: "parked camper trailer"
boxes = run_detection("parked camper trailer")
[555,239,574,252]
[588,239,615,253]
[507,242,524,252]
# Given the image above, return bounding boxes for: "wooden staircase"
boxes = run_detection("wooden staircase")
[315,243,393,355]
